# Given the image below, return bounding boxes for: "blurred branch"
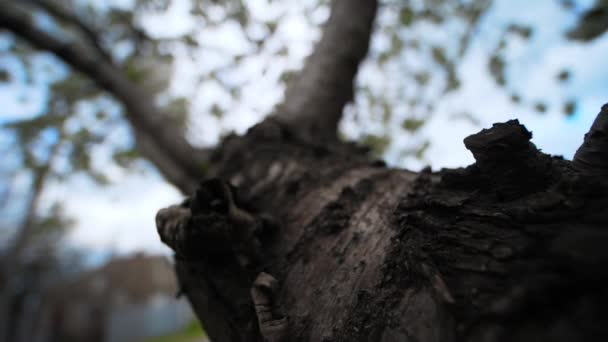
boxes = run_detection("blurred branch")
[24,0,113,63]
[274,0,378,141]
[0,121,64,342]
[0,2,209,193]
[8,133,63,261]
[567,0,608,41]
[457,0,491,58]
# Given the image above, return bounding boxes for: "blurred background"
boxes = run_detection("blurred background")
[0,0,607,341]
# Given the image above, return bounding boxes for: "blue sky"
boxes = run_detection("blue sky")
[0,0,607,260]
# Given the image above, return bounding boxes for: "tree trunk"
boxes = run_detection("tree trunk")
[158,116,608,342]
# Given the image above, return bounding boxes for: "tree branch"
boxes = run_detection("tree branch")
[273,0,378,141]
[573,103,608,176]
[0,2,208,193]
[24,0,113,63]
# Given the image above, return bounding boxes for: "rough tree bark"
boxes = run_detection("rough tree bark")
[3,0,608,341]
[159,107,608,342]
[154,0,608,338]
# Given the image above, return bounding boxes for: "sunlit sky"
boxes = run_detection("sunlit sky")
[0,0,607,264]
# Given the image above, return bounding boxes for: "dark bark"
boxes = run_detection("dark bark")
[158,115,608,341]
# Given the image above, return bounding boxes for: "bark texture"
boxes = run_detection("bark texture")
[159,113,608,342]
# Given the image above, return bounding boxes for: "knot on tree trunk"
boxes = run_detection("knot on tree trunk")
[157,178,287,341]
[463,119,534,164]
[451,120,557,199]
[156,178,278,267]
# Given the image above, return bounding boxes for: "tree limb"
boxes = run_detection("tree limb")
[273,0,378,141]
[0,2,208,193]
[24,0,113,63]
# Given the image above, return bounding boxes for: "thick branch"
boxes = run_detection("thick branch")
[274,0,378,140]
[0,2,207,193]
[573,103,608,176]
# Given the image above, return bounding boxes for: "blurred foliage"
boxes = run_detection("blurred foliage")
[361,134,391,157]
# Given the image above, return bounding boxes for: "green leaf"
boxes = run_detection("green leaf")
[415,141,430,159]
[507,24,533,39]
[420,9,444,24]
[113,149,140,168]
[95,110,108,121]
[265,21,277,33]
[489,54,506,86]
[401,118,425,132]
[166,97,190,128]
[431,46,448,66]
[211,104,224,119]
[414,72,430,86]
[125,60,147,83]
[510,93,521,103]
[91,171,111,185]
[0,69,11,83]
[279,70,297,84]
[534,102,547,113]
[450,112,480,126]
[563,100,576,116]
[400,7,414,26]
[445,68,460,92]
[360,134,391,157]
[557,69,571,82]
[183,35,199,47]
[390,33,404,55]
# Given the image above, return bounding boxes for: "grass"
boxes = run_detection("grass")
[140,320,207,342]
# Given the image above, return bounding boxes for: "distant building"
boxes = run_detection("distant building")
[28,253,195,342]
